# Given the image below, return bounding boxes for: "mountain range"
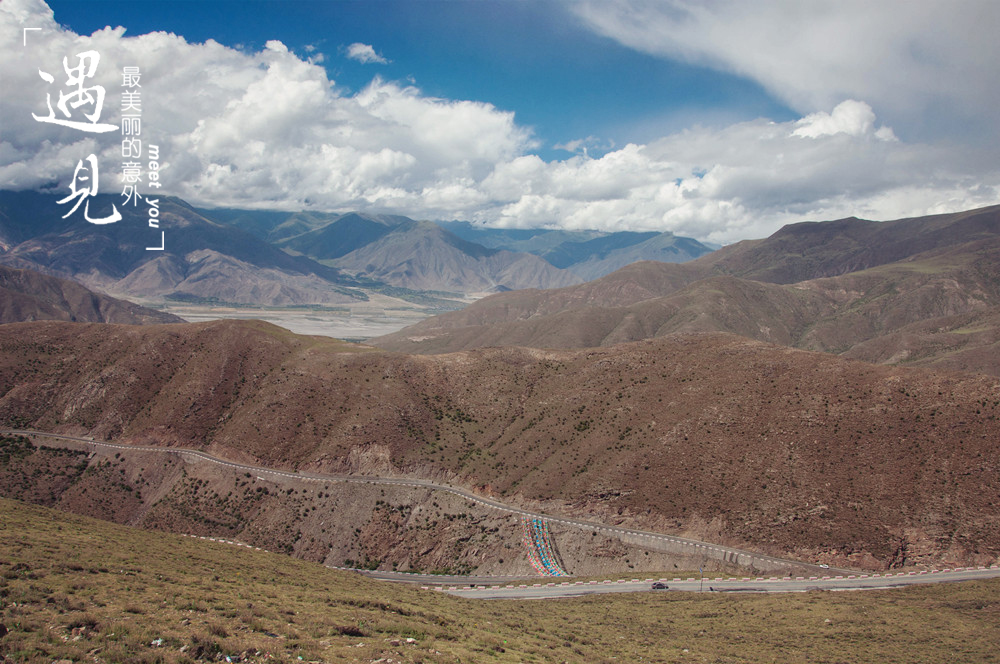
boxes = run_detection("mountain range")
[437,220,714,280]
[282,216,581,292]
[0,190,367,307]
[3,200,1000,573]
[374,205,1000,376]
[0,191,713,304]
[262,210,712,291]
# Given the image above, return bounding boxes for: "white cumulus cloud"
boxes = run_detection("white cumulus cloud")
[346,42,389,65]
[0,0,532,217]
[792,100,895,141]
[479,107,998,243]
[571,0,1000,145]
[0,0,997,245]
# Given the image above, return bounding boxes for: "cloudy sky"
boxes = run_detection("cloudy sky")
[1,0,998,244]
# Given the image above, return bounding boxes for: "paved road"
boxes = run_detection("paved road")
[433,566,1000,599]
[2,429,849,576]
[170,533,1000,599]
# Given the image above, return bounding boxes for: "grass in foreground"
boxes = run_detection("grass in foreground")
[1,498,998,664]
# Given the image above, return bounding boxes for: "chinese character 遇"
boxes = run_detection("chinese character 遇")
[33,50,118,134]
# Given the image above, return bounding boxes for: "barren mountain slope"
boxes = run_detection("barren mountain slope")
[373,274,827,354]
[434,222,713,280]
[841,310,1000,376]
[0,265,182,324]
[696,204,1000,283]
[373,235,1000,375]
[374,259,704,339]
[1,319,998,568]
[376,206,1000,339]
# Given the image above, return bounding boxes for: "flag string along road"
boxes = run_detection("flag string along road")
[6,429,999,599]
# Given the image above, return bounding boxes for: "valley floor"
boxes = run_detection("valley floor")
[135,290,453,340]
[164,304,428,340]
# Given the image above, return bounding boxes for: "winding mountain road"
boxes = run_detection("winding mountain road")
[0,429,910,580]
[431,566,1000,599]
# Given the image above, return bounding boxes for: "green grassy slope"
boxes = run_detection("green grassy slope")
[2,498,999,664]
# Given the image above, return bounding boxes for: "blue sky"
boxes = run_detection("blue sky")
[45,0,795,159]
[3,0,999,243]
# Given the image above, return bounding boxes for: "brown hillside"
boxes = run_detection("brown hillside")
[0,265,182,325]
[373,233,1000,376]
[372,259,704,341]
[375,205,1000,344]
[374,275,828,354]
[697,204,1000,283]
[1,319,998,568]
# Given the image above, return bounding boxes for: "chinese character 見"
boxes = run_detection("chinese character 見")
[57,155,122,225]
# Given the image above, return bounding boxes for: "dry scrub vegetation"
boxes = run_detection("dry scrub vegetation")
[1,320,998,568]
[2,498,999,664]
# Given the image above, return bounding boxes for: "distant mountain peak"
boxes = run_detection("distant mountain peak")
[0,190,367,307]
